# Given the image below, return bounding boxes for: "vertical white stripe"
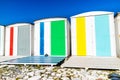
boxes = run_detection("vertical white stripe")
[71,18,77,55]
[0,26,4,56]
[92,17,96,56]
[30,25,33,56]
[13,27,18,56]
[34,23,40,56]
[44,22,51,56]
[65,20,69,57]
[86,16,96,56]
[109,14,116,57]
[5,27,10,56]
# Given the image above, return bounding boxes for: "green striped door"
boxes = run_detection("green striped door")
[51,20,66,56]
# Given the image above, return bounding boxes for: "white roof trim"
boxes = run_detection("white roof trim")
[6,23,32,27]
[71,11,113,18]
[0,25,4,27]
[34,18,67,23]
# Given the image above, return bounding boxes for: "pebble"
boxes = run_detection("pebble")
[23,75,29,80]
[34,71,40,76]
[46,67,54,71]
[61,77,70,80]
[38,70,46,73]
[27,72,34,77]
[108,73,120,80]
[28,76,41,80]
[48,76,53,79]
[0,65,8,68]
[47,79,53,80]
[56,73,61,78]
[41,77,48,80]
[7,65,15,68]
[71,78,79,80]
[51,72,56,77]
[96,78,103,80]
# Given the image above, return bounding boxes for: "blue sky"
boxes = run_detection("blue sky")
[0,0,120,25]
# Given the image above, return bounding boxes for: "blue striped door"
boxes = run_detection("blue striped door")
[40,22,44,55]
[95,15,111,56]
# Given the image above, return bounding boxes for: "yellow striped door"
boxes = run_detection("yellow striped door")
[76,17,86,56]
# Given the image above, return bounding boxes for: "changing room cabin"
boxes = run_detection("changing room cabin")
[62,11,120,69]
[115,13,120,58]
[0,25,4,56]
[5,23,33,56]
[71,11,116,57]
[34,18,70,57]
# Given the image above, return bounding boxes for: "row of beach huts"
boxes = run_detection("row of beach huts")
[0,11,120,69]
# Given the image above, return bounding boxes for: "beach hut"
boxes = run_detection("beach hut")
[5,23,33,56]
[115,13,120,58]
[34,18,70,57]
[0,25,4,56]
[30,18,70,65]
[62,11,120,69]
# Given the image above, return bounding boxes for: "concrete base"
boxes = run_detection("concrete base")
[61,56,120,70]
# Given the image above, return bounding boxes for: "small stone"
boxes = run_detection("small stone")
[47,78,54,80]
[45,54,48,57]
[8,65,15,68]
[39,70,46,73]
[43,74,48,78]
[96,78,103,80]
[48,76,53,79]
[71,78,80,80]
[46,67,53,72]
[28,76,41,80]
[61,77,70,80]
[16,74,24,79]
[51,72,56,77]
[0,65,8,68]
[45,71,51,75]
[41,77,47,80]
[34,70,41,76]
[27,72,34,77]
[86,75,96,80]
[23,75,29,80]
[108,73,120,78]
[53,69,58,72]
[56,73,61,78]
